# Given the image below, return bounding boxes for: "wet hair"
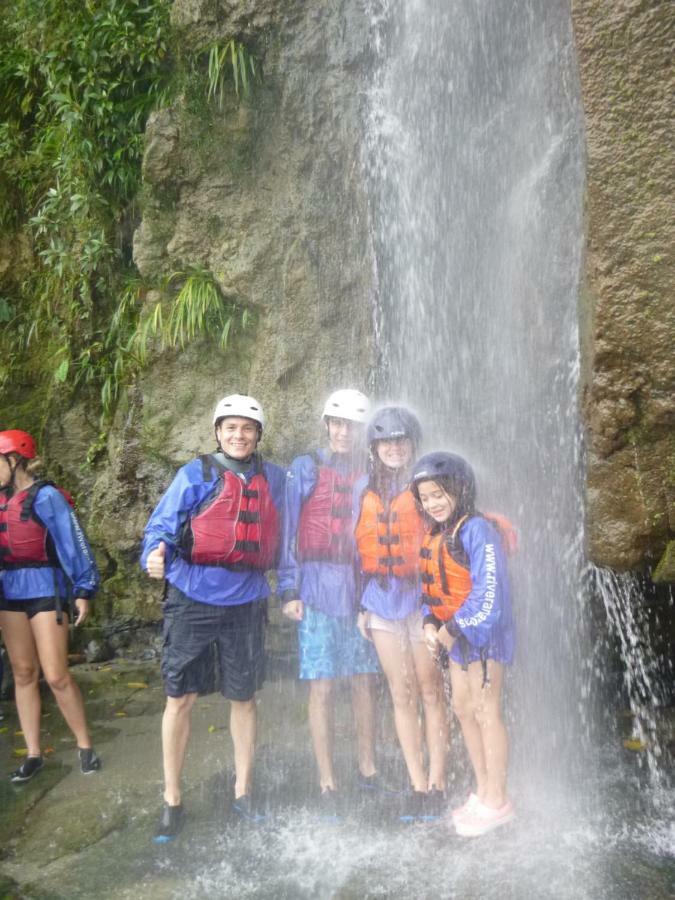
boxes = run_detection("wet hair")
[25,456,45,477]
[412,472,476,530]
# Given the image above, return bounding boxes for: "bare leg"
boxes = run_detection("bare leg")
[308,679,336,790]
[0,611,41,756]
[450,661,487,800]
[162,693,198,805]
[231,697,257,799]
[31,611,91,748]
[468,661,508,808]
[411,641,448,791]
[372,630,427,792]
[350,673,377,778]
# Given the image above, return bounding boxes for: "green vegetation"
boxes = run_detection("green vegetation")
[0,0,259,444]
[207,40,258,107]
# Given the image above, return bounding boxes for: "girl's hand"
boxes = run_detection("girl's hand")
[282,599,304,621]
[357,610,372,642]
[437,624,455,651]
[74,598,89,626]
[424,623,440,654]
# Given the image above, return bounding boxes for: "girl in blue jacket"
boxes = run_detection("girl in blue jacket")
[0,430,100,782]
[411,451,515,837]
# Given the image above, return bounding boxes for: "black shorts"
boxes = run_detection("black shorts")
[0,596,72,620]
[161,584,267,701]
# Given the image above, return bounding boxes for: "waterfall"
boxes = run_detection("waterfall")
[362,0,589,805]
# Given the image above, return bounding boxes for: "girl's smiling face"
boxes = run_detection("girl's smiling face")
[375,437,413,470]
[417,479,456,523]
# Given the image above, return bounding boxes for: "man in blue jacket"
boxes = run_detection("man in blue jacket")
[279,390,380,814]
[142,394,285,841]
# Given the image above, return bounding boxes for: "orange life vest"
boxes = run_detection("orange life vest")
[419,516,472,621]
[355,487,426,579]
[420,512,517,621]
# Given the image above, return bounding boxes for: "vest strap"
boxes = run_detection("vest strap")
[238,510,260,524]
[379,554,404,568]
[235,539,260,554]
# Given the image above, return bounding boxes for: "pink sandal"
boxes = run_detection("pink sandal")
[454,799,515,837]
[450,792,480,823]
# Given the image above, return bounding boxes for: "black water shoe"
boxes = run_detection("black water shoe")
[399,789,446,823]
[358,772,401,796]
[316,787,341,823]
[79,748,101,774]
[232,794,265,824]
[11,755,44,783]
[154,803,185,843]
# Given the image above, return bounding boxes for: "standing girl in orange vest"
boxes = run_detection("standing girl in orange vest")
[411,451,515,837]
[355,407,447,821]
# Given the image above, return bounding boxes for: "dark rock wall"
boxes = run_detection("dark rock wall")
[97,0,376,612]
[572,0,674,574]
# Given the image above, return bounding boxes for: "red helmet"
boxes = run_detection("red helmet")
[0,430,37,459]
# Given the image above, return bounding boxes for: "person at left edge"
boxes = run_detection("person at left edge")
[0,430,101,782]
[278,389,380,816]
[141,395,285,841]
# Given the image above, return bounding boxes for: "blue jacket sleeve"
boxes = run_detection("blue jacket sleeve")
[33,488,99,599]
[452,518,508,647]
[276,455,317,598]
[140,460,214,571]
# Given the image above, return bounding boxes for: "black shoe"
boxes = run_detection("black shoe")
[398,791,427,823]
[317,787,341,822]
[79,748,101,775]
[421,788,446,821]
[358,772,401,796]
[11,755,44,783]
[232,794,265,824]
[154,803,185,843]
[399,789,446,823]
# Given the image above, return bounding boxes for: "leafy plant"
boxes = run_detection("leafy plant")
[70,268,251,423]
[206,39,258,108]
[0,1,260,444]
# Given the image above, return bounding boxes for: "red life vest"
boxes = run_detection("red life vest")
[420,513,517,621]
[0,481,74,569]
[355,487,426,579]
[180,455,280,570]
[297,454,356,564]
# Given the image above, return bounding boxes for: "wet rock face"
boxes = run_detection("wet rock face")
[573,1,675,572]
[93,0,375,611]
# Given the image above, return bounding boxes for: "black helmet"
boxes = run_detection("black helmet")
[411,451,476,514]
[366,406,422,447]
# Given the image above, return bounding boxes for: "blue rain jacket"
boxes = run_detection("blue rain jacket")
[1,485,99,601]
[424,516,515,665]
[277,449,360,618]
[353,475,420,622]
[141,456,285,607]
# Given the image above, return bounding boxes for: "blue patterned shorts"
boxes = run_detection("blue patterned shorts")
[298,605,380,680]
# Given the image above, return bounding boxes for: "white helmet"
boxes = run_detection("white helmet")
[213,394,266,430]
[322,389,370,424]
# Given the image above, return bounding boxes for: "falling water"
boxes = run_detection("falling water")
[363,0,589,801]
